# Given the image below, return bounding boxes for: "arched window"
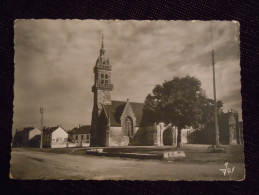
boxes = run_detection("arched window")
[104,74,108,84]
[100,73,109,85]
[124,117,133,137]
[101,74,104,83]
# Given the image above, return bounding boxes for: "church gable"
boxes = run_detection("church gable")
[120,100,136,127]
[120,100,137,137]
[129,102,144,127]
[103,102,124,126]
[103,100,144,127]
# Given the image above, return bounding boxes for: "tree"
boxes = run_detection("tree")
[143,76,220,148]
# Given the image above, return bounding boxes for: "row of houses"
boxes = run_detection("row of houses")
[12,125,91,148]
[13,112,243,149]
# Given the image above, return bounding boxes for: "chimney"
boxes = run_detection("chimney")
[127,99,129,102]
[78,124,81,128]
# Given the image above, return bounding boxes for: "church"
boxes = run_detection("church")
[89,36,180,147]
[89,37,242,147]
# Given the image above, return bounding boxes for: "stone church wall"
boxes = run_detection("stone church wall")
[109,126,152,146]
[109,127,127,146]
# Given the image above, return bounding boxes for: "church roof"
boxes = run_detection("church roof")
[104,100,144,127]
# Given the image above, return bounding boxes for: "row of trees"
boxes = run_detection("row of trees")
[142,76,223,147]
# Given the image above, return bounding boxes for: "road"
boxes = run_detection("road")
[10,149,245,180]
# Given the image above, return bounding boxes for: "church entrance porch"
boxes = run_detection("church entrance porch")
[155,124,178,147]
[162,127,177,146]
[163,128,173,146]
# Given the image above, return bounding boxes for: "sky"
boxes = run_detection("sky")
[13,20,241,133]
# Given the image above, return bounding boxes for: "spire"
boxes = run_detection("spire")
[100,34,105,56]
[101,34,104,48]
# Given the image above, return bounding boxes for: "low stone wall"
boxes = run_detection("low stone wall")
[82,143,90,147]
[51,143,67,148]
[67,143,77,147]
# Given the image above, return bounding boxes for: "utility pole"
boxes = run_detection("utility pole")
[40,107,43,148]
[212,50,219,145]
[211,22,220,146]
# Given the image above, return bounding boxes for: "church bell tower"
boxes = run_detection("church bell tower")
[90,35,113,147]
[92,35,114,114]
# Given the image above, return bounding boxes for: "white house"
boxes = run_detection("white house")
[22,127,41,147]
[71,125,91,147]
[42,126,68,148]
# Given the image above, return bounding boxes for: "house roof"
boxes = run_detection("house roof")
[43,126,58,134]
[43,126,66,134]
[71,125,91,134]
[104,100,144,127]
[23,127,38,132]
